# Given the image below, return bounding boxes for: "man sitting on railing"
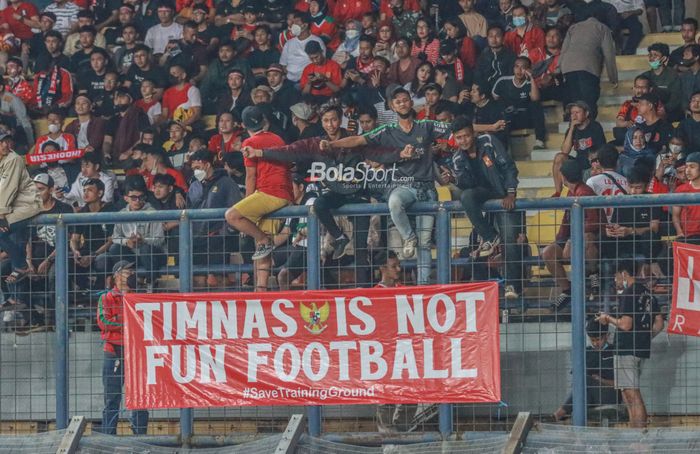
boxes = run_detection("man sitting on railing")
[543,160,600,312]
[448,116,524,301]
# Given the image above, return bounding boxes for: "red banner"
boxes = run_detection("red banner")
[123,283,501,409]
[26,148,85,165]
[669,242,700,337]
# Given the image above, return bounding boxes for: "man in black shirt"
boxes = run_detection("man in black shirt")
[158,21,208,84]
[596,261,664,428]
[554,318,620,421]
[471,82,509,147]
[123,44,168,99]
[78,49,110,97]
[69,179,116,291]
[33,30,70,74]
[552,101,607,197]
[69,26,105,75]
[104,4,142,50]
[22,174,73,333]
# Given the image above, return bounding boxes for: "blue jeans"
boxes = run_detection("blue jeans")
[0,217,31,270]
[102,348,149,435]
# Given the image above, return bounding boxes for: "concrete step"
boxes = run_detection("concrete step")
[530,149,559,161]
[517,161,553,178]
[615,55,648,71]
[639,32,684,48]
[519,176,554,189]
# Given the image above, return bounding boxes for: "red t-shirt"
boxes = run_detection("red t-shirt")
[504,25,545,59]
[300,59,343,97]
[146,168,188,192]
[2,2,39,40]
[333,0,372,22]
[675,182,700,237]
[242,132,293,202]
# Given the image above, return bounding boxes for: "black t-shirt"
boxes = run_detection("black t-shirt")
[34,53,71,74]
[70,47,107,75]
[474,99,508,146]
[569,121,607,157]
[72,202,117,254]
[606,204,662,257]
[105,24,145,48]
[30,200,74,259]
[492,76,531,114]
[125,64,168,97]
[249,48,281,70]
[587,344,615,381]
[639,119,673,154]
[615,283,660,358]
[166,41,208,75]
[78,70,107,97]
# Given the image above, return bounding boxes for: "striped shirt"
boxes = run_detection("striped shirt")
[43,2,81,37]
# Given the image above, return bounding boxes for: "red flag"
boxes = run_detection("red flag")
[122,283,501,409]
[669,242,700,336]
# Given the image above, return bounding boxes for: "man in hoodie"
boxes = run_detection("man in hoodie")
[449,116,523,300]
[474,24,516,92]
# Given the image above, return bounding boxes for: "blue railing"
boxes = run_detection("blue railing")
[34,192,700,440]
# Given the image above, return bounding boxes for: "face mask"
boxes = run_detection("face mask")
[512,16,527,27]
[669,144,682,154]
[290,24,302,37]
[193,168,207,182]
[126,274,137,290]
[48,124,60,134]
[345,29,359,39]
[169,75,180,85]
[132,158,143,168]
[648,59,662,70]
[114,104,129,113]
[681,57,698,67]
[391,6,403,15]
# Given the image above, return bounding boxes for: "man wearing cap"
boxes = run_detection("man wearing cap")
[97,260,149,435]
[290,102,322,140]
[280,12,326,83]
[144,0,183,55]
[543,159,600,311]
[21,173,72,332]
[225,106,292,289]
[266,64,302,114]
[300,40,342,99]
[673,152,700,244]
[321,86,450,282]
[0,132,42,285]
[552,100,607,197]
[1,0,40,41]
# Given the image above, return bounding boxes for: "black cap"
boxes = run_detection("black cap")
[112,260,135,274]
[304,40,323,55]
[440,39,457,55]
[686,152,700,164]
[242,106,266,132]
[560,159,582,183]
[637,92,659,107]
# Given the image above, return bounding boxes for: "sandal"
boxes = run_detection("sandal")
[6,268,30,285]
[0,298,27,312]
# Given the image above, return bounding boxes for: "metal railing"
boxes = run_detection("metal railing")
[8,191,700,440]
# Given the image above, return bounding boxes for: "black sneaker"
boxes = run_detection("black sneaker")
[332,235,350,260]
[587,273,600,301]
[252,242,274,261]
[551,291,571,311]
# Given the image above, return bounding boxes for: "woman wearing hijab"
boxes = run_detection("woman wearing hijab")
[309,0,341,52]
[332,19,362,68]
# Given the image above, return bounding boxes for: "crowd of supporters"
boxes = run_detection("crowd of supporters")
[0,0,697,433]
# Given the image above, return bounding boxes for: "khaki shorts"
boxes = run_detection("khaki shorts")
[614,355,643,390]
[232,191,289,234]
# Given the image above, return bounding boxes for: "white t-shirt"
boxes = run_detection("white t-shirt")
[144,22,183,55]
[43,2,80,36]
[280,35,325,82]
[586,170,629,222]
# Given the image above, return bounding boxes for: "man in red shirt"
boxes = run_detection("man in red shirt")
[97,261,149,435]
[542,160,600,311]
[673,152,700,243]
[504,4,545,60]
[161,63,202,127]
[207,112,243,166]
[226,106,292,291]
[300,40,342,100]
[1,0,40,41]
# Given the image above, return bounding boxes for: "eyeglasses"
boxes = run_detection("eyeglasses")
[128,195,146,201]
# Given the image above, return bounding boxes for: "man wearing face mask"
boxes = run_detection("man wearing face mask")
[280,12,326,83]
[97,260,149,435]
[161,64,202,127]
[504,4,545,59]
[641,43,682,119]
[104,88,150,166]
[679,45,700,110]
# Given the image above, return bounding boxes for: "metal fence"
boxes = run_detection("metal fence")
[2,192,700,441]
